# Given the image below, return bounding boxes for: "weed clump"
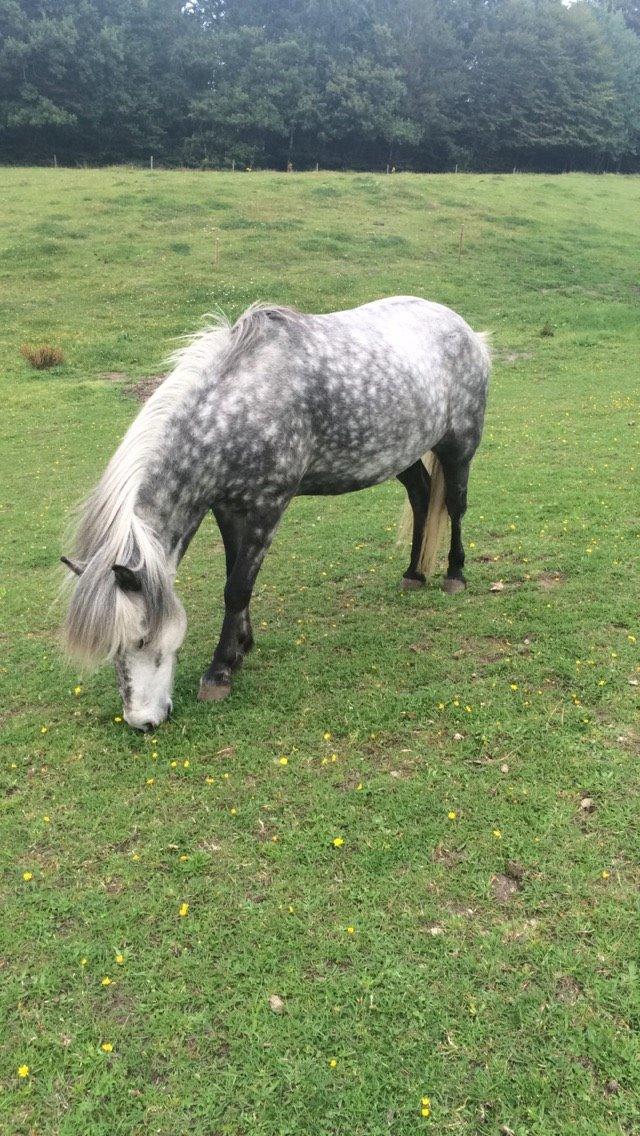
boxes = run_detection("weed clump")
[20,343,65,369]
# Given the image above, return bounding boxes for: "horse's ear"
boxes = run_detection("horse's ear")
[61,556,83,577]
[112,564,143,593]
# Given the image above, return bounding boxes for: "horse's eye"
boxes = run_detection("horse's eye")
[137,638,145,650]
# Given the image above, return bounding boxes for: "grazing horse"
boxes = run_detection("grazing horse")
[61,297,490,730]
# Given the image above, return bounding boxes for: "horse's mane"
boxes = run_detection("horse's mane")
[61,304,299,665]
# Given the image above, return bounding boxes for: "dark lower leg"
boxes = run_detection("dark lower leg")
[200,504,286,699]
[397,460,431,586]
[440,458,470,592]
[212,507,253,670]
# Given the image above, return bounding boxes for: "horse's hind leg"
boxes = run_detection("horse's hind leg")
[199,502,287,701]
[397,460,431,589]
[436,450,472,595]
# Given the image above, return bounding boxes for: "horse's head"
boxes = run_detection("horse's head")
[62,555,187,732]
[110,564,187,730]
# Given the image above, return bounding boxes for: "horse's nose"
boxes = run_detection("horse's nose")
[123,712,158,732]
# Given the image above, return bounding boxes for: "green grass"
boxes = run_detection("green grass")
[1,168,639,1135]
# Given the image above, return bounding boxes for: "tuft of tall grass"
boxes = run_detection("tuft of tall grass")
[20,343,65,369]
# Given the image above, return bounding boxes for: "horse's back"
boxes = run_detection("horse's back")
[201,296,490,502]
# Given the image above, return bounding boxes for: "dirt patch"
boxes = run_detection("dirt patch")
[446,903,477,918]
[556,975,582,1004]
[490,871,522,904]
[432,843,465,869]
[538,571,567,590]
[498,350,533,364]
[452,635,512,664]
[125,374,166,402]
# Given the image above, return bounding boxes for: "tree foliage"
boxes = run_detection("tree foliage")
[1,0,639,169]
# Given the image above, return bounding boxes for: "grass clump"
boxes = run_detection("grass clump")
[20,343,64,369]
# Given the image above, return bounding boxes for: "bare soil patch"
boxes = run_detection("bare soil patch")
[125,374,166,401]
[538,571,567,590]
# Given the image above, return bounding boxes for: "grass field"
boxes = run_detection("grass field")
[1,168,638,1136]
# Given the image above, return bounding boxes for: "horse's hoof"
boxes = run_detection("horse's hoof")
[402,575,426,591]
[442,577,466,595]
[198,679,232,702]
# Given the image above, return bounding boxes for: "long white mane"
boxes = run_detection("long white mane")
[61,303,306,664]
[62,314,236,663]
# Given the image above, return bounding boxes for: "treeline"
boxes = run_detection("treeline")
[1,0,640,171]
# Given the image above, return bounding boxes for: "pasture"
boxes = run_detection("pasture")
[1,168,638,1135]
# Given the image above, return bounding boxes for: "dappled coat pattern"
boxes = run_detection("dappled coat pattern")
[62,296,491,729]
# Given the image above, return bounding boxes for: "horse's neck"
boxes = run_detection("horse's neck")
[135,464,207,568]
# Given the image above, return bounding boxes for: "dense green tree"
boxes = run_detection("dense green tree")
[1,0,639,170]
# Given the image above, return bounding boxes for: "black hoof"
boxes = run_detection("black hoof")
[402,572,426,591]
[442,576,466,595]
[198,678,232,702]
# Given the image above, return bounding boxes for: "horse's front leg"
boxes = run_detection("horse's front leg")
[198,502,287,702]
[211,506,254,673]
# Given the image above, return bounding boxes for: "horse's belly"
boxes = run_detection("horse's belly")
[297,469,393,495]
[298,426,439,496]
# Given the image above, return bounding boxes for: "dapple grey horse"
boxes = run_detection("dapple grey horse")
[61,297,490,729]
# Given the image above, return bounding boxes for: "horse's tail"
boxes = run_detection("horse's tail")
[397,453,449,577]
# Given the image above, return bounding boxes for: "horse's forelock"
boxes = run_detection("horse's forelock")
[62,522,173,666]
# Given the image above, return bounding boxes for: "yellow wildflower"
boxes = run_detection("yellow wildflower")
[332,837,344,848]
[101,976,112,987]
[601,870,610,879]
[115,954,125,965]
[81,958,88,966]
[179,902,189,917]
[447,811,457,821]
[346,926,355,935]
[205,776,215,784]
[74,686,82,696]
[278,756,288,765]
[328,1057,337,1068]
[179,854,189,862]
[183,760,189,768]
[22,871,33,881]
[101,1042,113,1053]
[323,731,332,741]
[146,777,155,785]
[18,1064,30,1078]
[493,829,502,839]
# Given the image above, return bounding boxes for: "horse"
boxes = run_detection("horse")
[61,296,491,731]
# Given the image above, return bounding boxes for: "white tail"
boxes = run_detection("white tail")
[397,453,449,577]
